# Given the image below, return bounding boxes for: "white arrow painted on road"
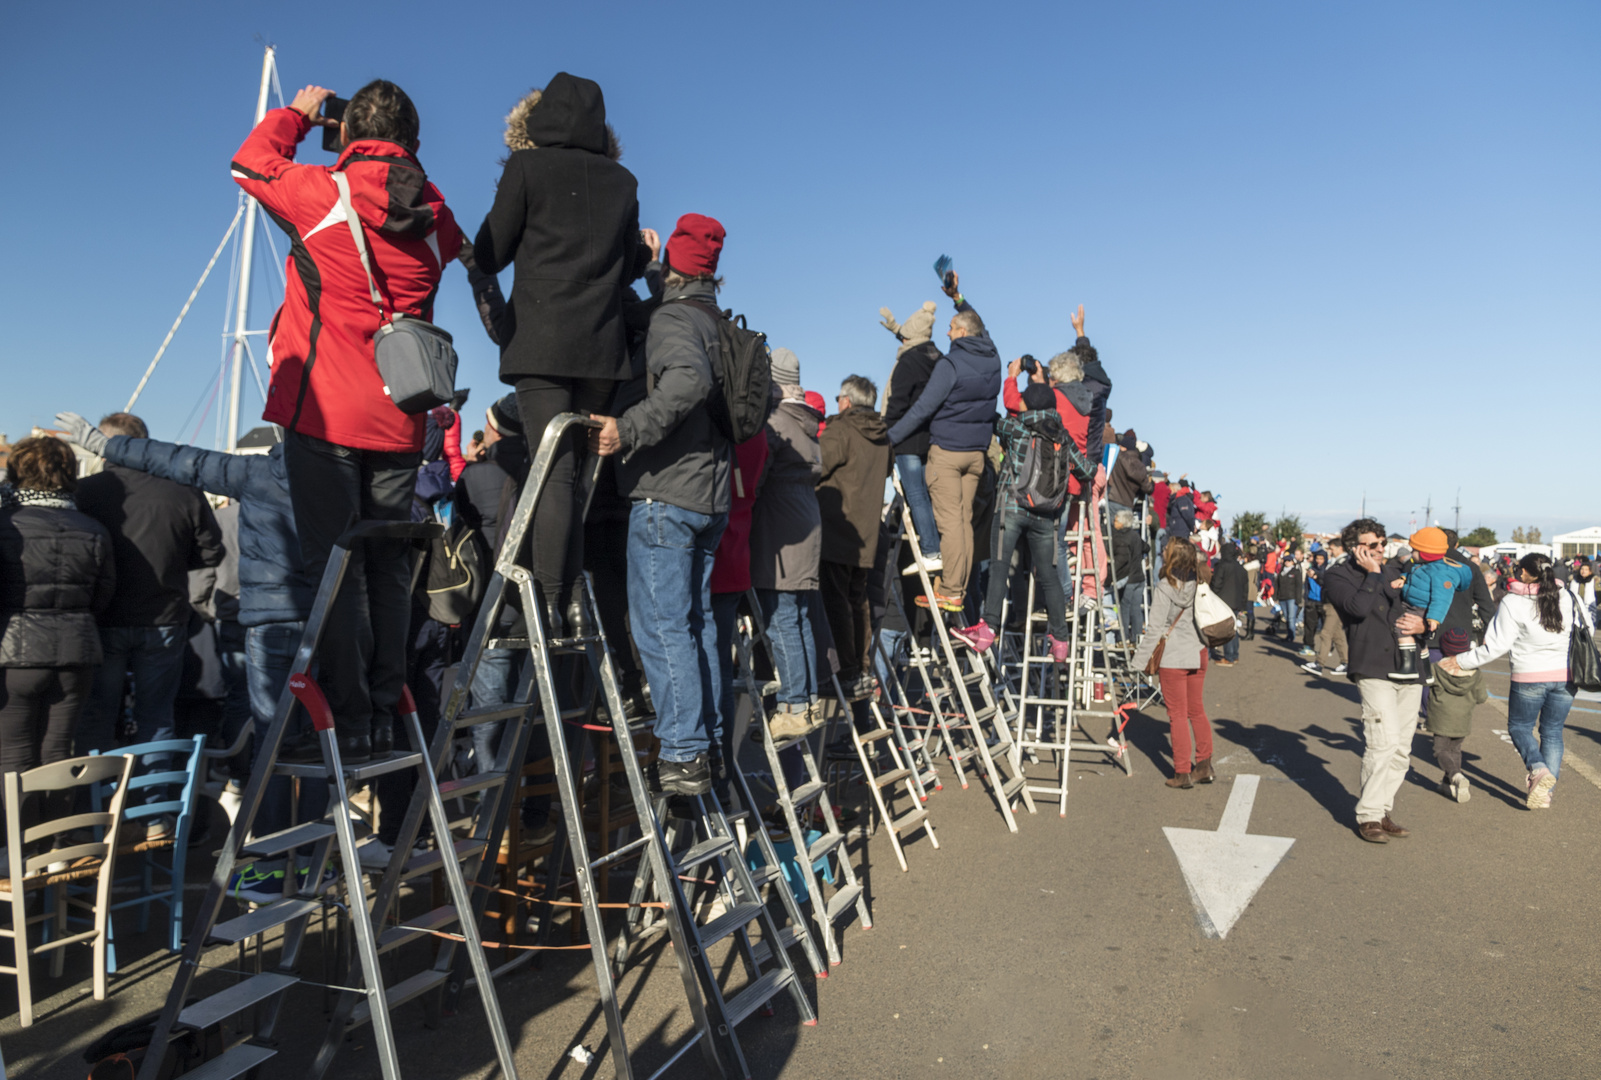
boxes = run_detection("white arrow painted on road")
[1163,775,1294,940]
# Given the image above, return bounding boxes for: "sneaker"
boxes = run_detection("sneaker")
[657,755,712,797]
[1332,663,1347,675]
[1047,635,1070,663]
[901,554,943,575]
[914,592,963,612]
[359,838,397,870]
[768,706,811,741]
[847,673,879,700]
[1526,768,1555,810]
[1449,772,1471,804]
[1298,648,1316,657]
[952,623,996,652]
[1300,661,1323,675]
[145,817,174,843]
[1214,659,1235,668]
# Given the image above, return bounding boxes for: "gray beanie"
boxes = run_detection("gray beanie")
[770,346,801,387]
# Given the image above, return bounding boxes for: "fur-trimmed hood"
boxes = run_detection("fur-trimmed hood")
[504,72,622,159]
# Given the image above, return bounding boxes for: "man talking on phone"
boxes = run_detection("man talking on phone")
[231,81,464,762]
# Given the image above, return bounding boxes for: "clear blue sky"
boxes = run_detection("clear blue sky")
[4,1,1596,539]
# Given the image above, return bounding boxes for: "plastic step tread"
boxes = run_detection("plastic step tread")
[171,1043,276,1080]
[872,768,913,789]
[824,883,864,923]
[349,969,450,1028]
[698,902,764,947]
[749,924,803,966]
[806,832,844,863]
[675,836,736,873]
[377,904,458,954]
[240,822,335,859]
[178,972,298,1030]
[891,807,929,834]
[725,969,796,1026]
[209,897,321,945]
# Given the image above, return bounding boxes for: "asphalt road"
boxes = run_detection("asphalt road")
[8,631,1600,1079]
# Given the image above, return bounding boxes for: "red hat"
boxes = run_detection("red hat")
[666,213,725,277]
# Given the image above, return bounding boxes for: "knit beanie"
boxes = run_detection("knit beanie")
[665,213,725,278]
[486,393,522,438]
[1411,526,1448,557]
[1021,383,1056,412]
[1440,628,1471,656]
[770,347,801,388]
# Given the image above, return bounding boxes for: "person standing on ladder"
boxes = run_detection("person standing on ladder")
[232,81,464,763]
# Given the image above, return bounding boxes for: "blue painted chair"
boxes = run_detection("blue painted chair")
[88,736,207,966]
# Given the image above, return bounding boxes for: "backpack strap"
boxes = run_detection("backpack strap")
[667,296,726,321]
[332,171,390,323]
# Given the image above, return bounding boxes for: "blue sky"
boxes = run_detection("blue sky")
[3,1,1596,540]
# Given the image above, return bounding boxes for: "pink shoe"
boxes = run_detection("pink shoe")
[954,623,996,652]
[1047,635,1070,663]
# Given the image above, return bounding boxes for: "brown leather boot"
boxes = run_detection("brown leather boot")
[1165,772,1194,789]
[1193,757,1215,784]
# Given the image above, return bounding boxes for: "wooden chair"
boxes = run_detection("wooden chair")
[490,754,560,945]
[0,754,133,1026]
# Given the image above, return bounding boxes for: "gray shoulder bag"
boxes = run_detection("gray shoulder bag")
[333,171,457,414]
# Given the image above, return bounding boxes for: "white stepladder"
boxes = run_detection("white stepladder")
[1059,494,1135,784]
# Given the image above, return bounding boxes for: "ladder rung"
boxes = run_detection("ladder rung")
[749,924,803,966]
[962,670,987,684]
[858,729,894,744]
[748,862,783,888]
[274,751,424,782]
[349,969,450,1028]
[785,780,825,807]
[378,904,459,954]
[1002,776,1027,798]
[824,883,863,924]
[891,807,929,834]
[437,770,507,800]
[951,747,977,763]
[401,838,486,880]
[240,822,335,860]
[699,902,764,947]
[170,1043,276,1080]
[676,836,736,873]
[451,703,527,729]
[178,972,298,1030]
[806,832,844,863]
[873,768,913,789]
[972,705,998,722]
[987,738,1013,756]
[725,968,796,1026]
[209,897,321,945]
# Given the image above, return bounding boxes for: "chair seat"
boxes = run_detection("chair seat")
[116,837,178,856]
[0,855,106,893]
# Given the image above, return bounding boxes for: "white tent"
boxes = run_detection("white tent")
[1553,526,1601,559]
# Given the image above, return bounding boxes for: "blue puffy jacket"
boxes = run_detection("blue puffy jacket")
[885,300,1000,453]
[100,437,313,627]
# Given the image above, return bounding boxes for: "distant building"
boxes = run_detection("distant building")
[1553,527,1601,559]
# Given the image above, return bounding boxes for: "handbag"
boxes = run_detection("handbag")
[1193,581,1238,647]
[1567,588,1601,692]
[333,171,458,414]
[1144,608,1187,677]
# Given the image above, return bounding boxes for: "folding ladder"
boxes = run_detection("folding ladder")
[866,500,945,797]
[1060,495,1134,780]
[134,520,518,1080]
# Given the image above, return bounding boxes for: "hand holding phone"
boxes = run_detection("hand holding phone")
[319,95,348,153]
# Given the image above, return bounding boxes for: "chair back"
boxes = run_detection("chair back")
[90,736,207,841]
[4,755,134,884]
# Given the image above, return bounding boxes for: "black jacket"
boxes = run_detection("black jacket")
[76,465,224,628]
[473,73,649,385]
[882,341,941,459]
[1323,556,1408,681]
[1213,543,1250,612]
[1437,546,1497,642]
[1277,565,1304,602]
[0,503,117,667]
[1106,446,1152,508]
[817,407,893,568]
[1166,491,1196,539]
[1112,526,1146,585]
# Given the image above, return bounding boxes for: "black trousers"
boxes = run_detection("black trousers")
[284,431,420,737]
[0,665,91,773]
[513,376,615,592]
[820,561,871,683]
[377,615,449,844]
[1303,600,1323,649]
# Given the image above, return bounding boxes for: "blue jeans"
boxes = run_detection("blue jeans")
[82,624,187,754]
[1506,681,1573,778]
[628,501,727,763]
[466,644,550,830]
[1120,581,1146,644]
[896,454,940,556]
[1281,599,1301,638]
[757,590,819,707]
[245,621,327,835]
[1221,633,1240,663]
[984,507,1068,640]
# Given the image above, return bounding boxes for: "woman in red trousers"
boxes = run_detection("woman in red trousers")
[1130,538,1215,788]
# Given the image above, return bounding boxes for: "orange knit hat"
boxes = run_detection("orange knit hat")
[1410,526,1448,556]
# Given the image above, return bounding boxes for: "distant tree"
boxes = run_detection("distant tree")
[1512,526,1526,543]
[1273,514,1307,544]
[1462,526,1498,548]
[1527,526,1542,544]
[1232,511,1267,540]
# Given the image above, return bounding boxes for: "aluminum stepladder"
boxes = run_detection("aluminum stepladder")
[890,472,1032,832]
[1059,494,1134,781]
[719,594,872,967]
[135,520,518,1080]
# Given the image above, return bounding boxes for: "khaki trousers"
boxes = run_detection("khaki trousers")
[1354,679,1423,824]
[926,446,986,601]
[1315,601,1348,666]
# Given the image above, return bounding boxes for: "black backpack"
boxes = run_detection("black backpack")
[425,517,489,626]
[673,298,774,443]
[1008,410,1080,515]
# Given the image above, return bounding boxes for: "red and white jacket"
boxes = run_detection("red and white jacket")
[231,108,464,453]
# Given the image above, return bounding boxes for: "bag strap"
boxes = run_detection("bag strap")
[332,171,390,322]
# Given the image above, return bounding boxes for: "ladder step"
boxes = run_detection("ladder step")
[749,923,803,966]
[951,747,977,763]
[349,969,451,1028]
[699,902,765,947]
[676,836,736,873]
[748,862,784,888]
[987,737,1013,756]
[1002,776,1027,798]
[785,780,825,808]
[209,897,321,945]
[274,751,424,782]
[725,968,797,1027]
[824,883,864,924]
[401,838,486,881]
[436,770,507,800]
[972,705,998,722]
[178,972,299,1030]
[170,1042,276,1080]
[873,768,913,789]
[451,703,527,729]
[240,821,335,860]
[806,832,844,863]
[891,806,929,834]
[857,728,894,744]
[378,904,459,954]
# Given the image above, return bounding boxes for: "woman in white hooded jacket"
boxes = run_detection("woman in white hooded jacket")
[1441,553,1593,809]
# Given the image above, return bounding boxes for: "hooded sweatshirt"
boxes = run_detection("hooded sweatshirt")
[474,73,650,385]
[231,108,464,453]
[1212,543,1250,613]
[817,407,894,568]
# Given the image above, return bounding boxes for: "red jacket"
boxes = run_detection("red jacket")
[232,108,464,453]
[1152,481,1171,528]
[1194,497,1216,524]
[710,433,772,594]
[1004,379,1090,495]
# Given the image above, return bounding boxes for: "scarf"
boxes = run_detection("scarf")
[0,483,75,510]
[1508,579,1539,597]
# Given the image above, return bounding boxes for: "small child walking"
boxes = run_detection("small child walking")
[1390,526,1475,682]
[1425,628,1487,802]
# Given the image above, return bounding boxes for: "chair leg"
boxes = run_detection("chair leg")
[169,841,188,953]
[51,890,67,979]
[138,855,153,933]
[12,893,34,1027]
[105,896,119,975]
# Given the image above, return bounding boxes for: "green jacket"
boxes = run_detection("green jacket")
[1425,664,1486,739]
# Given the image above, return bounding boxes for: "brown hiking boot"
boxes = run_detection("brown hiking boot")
[1193,757,1215,784]
[1165,772,1194,789]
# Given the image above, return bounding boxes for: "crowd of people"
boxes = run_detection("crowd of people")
[1,69,1594,882]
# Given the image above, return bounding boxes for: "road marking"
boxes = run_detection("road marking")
[1163,775,1296,940]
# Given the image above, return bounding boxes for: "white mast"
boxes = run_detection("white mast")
[225,46,275,452]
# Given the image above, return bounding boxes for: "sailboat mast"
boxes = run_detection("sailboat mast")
[225,45,275,451]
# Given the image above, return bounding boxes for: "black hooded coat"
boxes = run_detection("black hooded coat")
[473,72,651,384]
[1213,542,1250,613]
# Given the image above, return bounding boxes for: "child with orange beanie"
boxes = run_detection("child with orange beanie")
[1389,526,1475,682]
